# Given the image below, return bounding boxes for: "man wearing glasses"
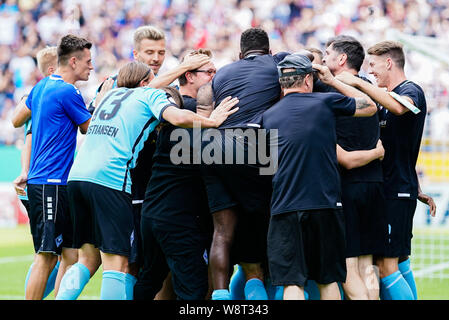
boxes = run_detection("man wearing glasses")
[178,49,217,110]
[135,49,219,300]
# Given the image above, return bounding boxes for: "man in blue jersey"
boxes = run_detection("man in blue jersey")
[335,41,436,300]
[263,53,377,300]
[11,46,62,300]
[199,27,289,300]
[56,61,238,300]
[15,34,93,300]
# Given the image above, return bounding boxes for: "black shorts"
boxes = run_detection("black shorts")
[202,164,272,214]
[231,206,270,265]
[200,165,238,213]
[267,209,347,287]
[20,199,30,214]
[341,182,387,257]
[137,215,209,300]
[383,198,417,258]
[200,129,272,215]
[27,184,72,255]
[129,201,143,266]
[67,181,134,257]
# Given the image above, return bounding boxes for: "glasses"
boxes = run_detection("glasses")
[193,69,216,76]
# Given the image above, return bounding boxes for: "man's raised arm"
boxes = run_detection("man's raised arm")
[335,71,410,115]
[313,63,377,117]
[149,53,211,89]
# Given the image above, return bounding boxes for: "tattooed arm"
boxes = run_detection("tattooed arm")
[313,63,377,117]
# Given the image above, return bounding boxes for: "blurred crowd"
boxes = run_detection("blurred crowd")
[1,0,449,145]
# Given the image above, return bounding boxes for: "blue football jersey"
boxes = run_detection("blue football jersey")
[26,75,92,185]
[68,86,176,193]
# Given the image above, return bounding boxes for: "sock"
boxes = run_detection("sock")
[55,262,91,300]
[338,282,345,300]
[125,273,137,300]
[304,289,309,300]
[265,277,284,300]
[380,270,414,300]
[273,286,284,300]
[212,289,232,300]
[379,280,390,300]
[229,265,246,300]
[244,278,268,300]
[101,270,127,300]
[43,260,60,299]
[399,259,418,300]
[304,280,320,300]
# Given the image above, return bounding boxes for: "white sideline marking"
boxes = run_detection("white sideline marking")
[0,255,33,264]
[414,261,449,277]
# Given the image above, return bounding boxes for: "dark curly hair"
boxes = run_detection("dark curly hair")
[240,28,270,57]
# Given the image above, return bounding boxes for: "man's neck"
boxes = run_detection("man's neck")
[386,69,407,91]
[241,50,268,59]
[283,87,311,95]
[54,67,77,85]
[333,66,358,76]
[179,86,197,99]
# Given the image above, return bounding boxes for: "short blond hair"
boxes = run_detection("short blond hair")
[367,41,405,69]
[133,25,165,50]
[36,46,58,76]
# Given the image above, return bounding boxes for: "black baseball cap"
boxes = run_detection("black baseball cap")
[277,54,313,78]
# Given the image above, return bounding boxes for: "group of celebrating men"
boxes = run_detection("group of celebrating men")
[11,23,437,301]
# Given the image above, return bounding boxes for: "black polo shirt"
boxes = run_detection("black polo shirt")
[212,52,289,129]
[142,95,209,229]
[379,80,427,200]
[261,92,356,215]
[314,77,383,184]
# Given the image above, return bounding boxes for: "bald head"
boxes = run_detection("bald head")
[196,82,214,117]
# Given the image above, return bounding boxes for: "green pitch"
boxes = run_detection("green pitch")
[1,225,448,300]
[0,225,101,300]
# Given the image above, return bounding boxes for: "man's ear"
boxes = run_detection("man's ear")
[306,73,313,88]
[339,53,347,67]
[239,52,243,60]
[47,66,56,75]
[69,56,77,69]
[386,57,393,70]
[185,71,195,83]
